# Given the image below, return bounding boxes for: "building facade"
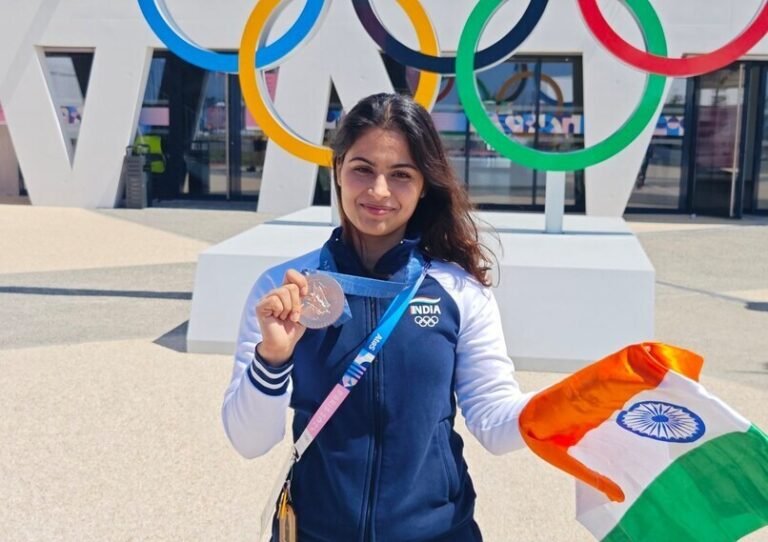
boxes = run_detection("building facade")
[1,0,767,217]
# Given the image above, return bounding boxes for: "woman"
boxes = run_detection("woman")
[222,93,532,541]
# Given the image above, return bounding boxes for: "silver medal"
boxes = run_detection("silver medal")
[299,272,345,329]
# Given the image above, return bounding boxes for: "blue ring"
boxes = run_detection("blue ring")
[352,0,548,74]
[138,0,326,73]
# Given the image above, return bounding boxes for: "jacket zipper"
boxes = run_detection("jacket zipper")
[362,297,381,541]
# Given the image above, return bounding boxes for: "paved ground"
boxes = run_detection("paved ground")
[1,202,767,541]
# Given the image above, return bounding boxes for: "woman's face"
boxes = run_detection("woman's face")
[337,128,425,245]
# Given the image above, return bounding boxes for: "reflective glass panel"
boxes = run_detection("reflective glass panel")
[756,70,768,211]
[43,52,93,156]
[628,78,687,210]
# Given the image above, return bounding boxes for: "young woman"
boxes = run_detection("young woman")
[222,93,532,541]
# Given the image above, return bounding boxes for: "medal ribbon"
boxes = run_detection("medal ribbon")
[306,243,426,326]
[306,270,406,298]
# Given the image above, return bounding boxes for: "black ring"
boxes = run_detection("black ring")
[352,0,549,74]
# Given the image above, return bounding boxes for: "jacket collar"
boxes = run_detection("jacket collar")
[325,226,422,278]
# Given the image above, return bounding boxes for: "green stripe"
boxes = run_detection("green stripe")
[604,425,768,542]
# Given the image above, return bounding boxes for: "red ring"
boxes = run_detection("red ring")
[578,0,768,76]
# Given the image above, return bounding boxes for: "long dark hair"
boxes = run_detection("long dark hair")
[331,93,492,286]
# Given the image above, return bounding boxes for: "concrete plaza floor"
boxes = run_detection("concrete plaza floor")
[1,203,767,541]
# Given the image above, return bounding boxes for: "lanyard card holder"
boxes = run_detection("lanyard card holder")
[259,451,297,542]
[276,475,297,542]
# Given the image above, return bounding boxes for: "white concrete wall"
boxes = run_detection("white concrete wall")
[187,207,655,371]
[0,0,766,213]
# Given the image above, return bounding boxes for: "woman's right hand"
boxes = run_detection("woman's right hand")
[255,269,309,366]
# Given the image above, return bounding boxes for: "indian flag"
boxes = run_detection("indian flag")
[519,343,768,541]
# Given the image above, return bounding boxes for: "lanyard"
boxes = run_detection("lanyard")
[314,270,406,298]
[259,252,428,541]
[293,260,429,459]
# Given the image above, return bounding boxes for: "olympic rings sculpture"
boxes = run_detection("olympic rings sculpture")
[139,0,768,171]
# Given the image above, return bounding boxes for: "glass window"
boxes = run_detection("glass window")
[756,69,768,212]
[462,56,584,210]
[431,78,470,185]
[240,69,278,199]
[403,56,584,211]
[534,60,584,207]
[138,52,266,201]
[43,51,94,156]
[691,66,743,217]
[628,79,688,211]
[183,71,228,196]
[466,59,539,207]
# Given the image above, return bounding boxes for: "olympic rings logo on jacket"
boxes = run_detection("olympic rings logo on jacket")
[414,315,439,328]
[139,0,768,169]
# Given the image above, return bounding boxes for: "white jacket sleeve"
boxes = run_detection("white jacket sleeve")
[221,274,292,459]
[455,287,534,455]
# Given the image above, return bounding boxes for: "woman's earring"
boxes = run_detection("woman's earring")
[420,192,426,199]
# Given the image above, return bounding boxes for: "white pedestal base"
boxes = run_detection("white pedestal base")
[187,207,654,372]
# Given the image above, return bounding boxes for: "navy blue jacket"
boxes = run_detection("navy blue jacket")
[223,229,531,541]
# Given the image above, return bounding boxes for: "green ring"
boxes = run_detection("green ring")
[456,0,668,171]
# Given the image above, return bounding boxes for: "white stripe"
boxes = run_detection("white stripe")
[250,364,289,390]
[253,357,293,379]
[356,352,375,364]
[295,430,314,458]
[573,371,751,539]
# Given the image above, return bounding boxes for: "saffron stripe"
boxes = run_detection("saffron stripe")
[603,426,768,542]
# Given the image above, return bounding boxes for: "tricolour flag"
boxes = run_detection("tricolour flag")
[519,343,768,541]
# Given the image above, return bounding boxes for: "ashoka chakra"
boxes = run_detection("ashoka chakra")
[616,401,706,443]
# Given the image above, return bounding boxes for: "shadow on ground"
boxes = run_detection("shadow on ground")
[154,320,189,353]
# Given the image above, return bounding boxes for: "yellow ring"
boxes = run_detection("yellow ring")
[399,0,441,109]
[239,0,441,166]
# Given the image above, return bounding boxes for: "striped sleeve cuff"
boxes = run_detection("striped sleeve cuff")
[247,347,293,397]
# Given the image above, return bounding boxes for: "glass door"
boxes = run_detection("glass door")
[234,71,276,199]
[182,71,228,197]
[139,53,266,202]
[690,65,745,217]
[749,66,768,213]
[460,56,584,211]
